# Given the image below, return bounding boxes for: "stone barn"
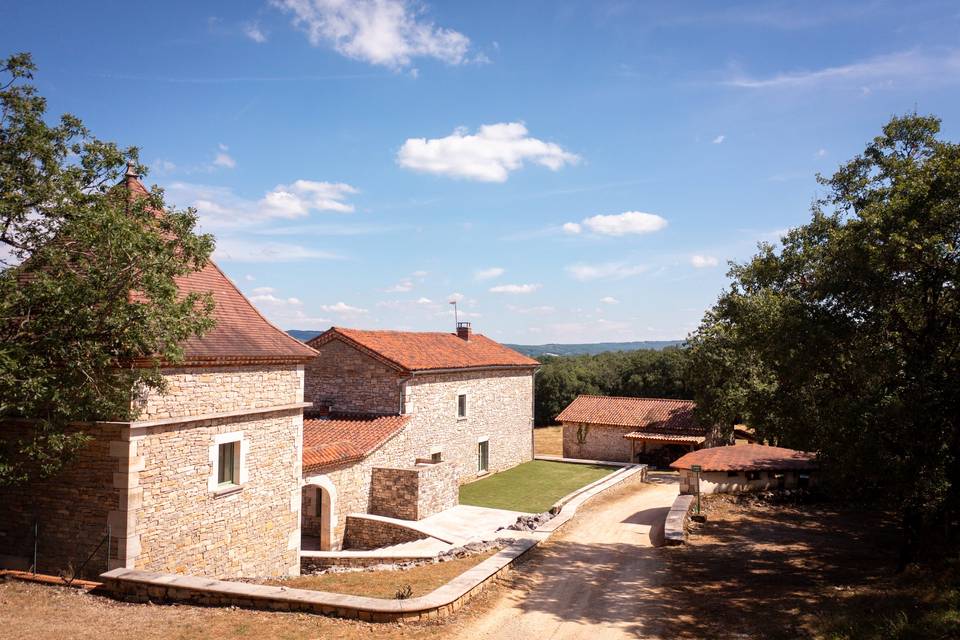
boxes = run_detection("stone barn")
[299,323,539,550]
[556,395,722,466]
[671,444,818,494]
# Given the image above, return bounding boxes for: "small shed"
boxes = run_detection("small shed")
[670,444,817,495]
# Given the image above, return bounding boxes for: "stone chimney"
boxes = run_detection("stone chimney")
[456,321,472,341]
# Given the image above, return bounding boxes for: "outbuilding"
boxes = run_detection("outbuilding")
[670,444,817,495]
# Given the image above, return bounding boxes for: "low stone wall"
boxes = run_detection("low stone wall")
[342,515,428,550]
[369,462,457,521]
[664,494,695,545]
[301,552,434,571]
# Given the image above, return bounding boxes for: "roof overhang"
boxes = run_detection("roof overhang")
[623,431,705,444]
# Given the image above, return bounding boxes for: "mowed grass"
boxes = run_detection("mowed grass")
[533,425,563,456]
[459,460,616,513]
[261,550,496,599]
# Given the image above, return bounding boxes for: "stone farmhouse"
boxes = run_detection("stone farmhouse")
[0,169,318,579]
[556,395,722,466]
[299,324,539,550]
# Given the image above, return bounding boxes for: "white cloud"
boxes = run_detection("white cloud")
[416,297,432,304]
[726,49,960,90]
[165,180,359,230]
[397,122,579,182]
[213,152,236,169]
[384,278,413,292]
[566,262,648,281]
[244,22,267,43]
[600,296,619,304]
[272,0,472,68]
[816,148,828,158]
[690,254,720,268]
[320,301,368,315]
[474,267,505,281]
[447,292,465,303]
[566,211,668,237]
[489,283,541,294]
[212,238,340,262]
[244,274,255,282]
[153,159,177,174]
[712,134,725,144]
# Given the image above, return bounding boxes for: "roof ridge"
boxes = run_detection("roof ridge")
[576,394,695,403]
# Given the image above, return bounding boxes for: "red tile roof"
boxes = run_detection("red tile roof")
[670,444,817,472]
[624,432,705,444]
[308,327,539,373]
[302,414,410,472]
[556,395,705,436]
[125,176,317,366]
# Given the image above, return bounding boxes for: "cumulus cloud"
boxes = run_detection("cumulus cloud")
[272,0,472,68]
[600,296,619,304]
[564,211,668,237]
[245,285,331,329]
[166,180,359,230]
[397,122,579,182]
[448,292,465,303]
[244,22,267,43]
[489,283,541,294]
[690,254,720,268]
[474,267,505,281]
[566,262,647,281]
[213,144,236,169]
[712,134,725,144]
[416,297,432,304]
[320,301,368,315]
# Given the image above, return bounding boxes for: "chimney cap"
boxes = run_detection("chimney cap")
[125,160,139,179]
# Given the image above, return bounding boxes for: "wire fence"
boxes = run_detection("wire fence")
[29,519,112,583]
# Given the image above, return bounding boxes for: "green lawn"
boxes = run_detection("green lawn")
[459,460,616,513]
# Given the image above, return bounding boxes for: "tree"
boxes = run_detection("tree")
[687,114,960,563]
[0,53,215,484]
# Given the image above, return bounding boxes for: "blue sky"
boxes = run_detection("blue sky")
[5,1,960,343]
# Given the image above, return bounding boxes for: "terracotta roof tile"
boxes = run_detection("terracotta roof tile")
[556,395,704,436]
[308,327,539,372]
[670,444,817,472]
[302,414,410,472]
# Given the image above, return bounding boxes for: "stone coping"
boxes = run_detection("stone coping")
[534,454,633,467]
[664,494,695,545]
[100,462,648,621]
[97,402,313,430]
[341,512,460,545]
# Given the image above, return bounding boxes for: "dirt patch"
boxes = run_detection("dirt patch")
[533,426,562,456]
[256,549,498,599]
[662,494,900,639]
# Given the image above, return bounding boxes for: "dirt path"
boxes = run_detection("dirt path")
[453,472,679,640]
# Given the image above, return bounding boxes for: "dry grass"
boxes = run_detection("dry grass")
[0,573,507,640]
[533,425,562,456]
[260,550,496,599]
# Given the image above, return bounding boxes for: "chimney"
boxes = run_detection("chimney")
[456,321,472,341]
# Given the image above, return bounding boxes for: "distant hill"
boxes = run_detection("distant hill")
[287,329,324,343]
[504,341,684,357]
[286,329,683,357]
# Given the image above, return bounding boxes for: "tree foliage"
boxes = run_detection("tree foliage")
[535,347,691,425]
[0,53,215,484]
[687,114,960,560]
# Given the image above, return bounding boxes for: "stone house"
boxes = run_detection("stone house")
[670,444,818,494]
[299,323,539,550]
[0,169,318,579]
[556,395,722,466]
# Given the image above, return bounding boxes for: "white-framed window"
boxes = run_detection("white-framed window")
[477,437,489,473]
[208,431,248,492]
[457,393,468,419]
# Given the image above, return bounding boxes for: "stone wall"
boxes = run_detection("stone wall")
[133,411,302,578]
[303,340,401,414]
[0,422,124,578]
[562,423,636,462]
[678,468,816,495]
[135,365,304,420]
[313,368,534,548]
[342,515,428,550]
[369,462,458,521]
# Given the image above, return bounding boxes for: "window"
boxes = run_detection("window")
[746,470,761,481]
[457,393,468,418]
[726,470,739,478]
[477,439,489,473]
[217,441,238,486]
[431,451,443,463]
[208,431,247,493]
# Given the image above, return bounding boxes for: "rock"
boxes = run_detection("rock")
[507,512,554,531]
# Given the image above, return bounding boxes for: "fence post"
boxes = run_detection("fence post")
[107,524,111,572]
[32,520,38,574]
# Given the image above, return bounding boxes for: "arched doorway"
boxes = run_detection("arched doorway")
[302,474,336,551]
